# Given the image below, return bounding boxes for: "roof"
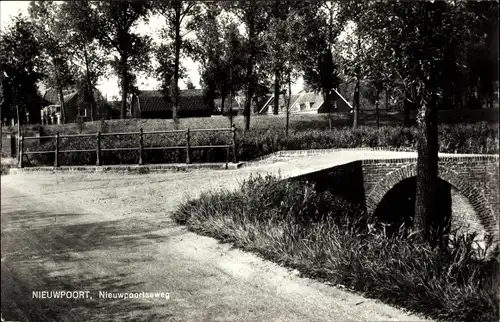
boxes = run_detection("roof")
[137,90,209,113]
[43,88,78,105]
[42,88,107,107]
[289,91,324,111]
[258,94,301,114]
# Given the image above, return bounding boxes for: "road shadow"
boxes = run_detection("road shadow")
[1,208,178,321]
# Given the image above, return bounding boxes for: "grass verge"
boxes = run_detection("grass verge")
[172,175,499,322]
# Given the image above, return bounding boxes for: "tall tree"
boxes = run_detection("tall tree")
[221,22,246,115]
[352,32,362,128]
[264,6,307,132]
[228,0,270,131]
[188,3,225,112]
[28,1,75,124]
[92,1,152,119]
[0,15,45,126]
[364,45,395,128]
[265,1,299,115]
[298,2,343,126]
[341,0,485,241]
[59,0,107,121]
[189,4,247,116]
[153,0,199,128]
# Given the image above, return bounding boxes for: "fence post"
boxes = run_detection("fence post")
[19,136,24,168]
[186,128,191,164]
[96,131,101,166]
[138,128,143,165]
[226,145,230,169]
[231,124,237,163]
[54,132,59,167]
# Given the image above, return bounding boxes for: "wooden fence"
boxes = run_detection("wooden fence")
[19,125,237,169]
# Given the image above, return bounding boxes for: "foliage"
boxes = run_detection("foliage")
[28,1,76,123]
[59,0,108,121]
[188,4,246,115]
[152,0,200,128]
[340,0,498,112]
[337,0,500,240]
[224,0,273,130]
[262,1,305,115]
[0,14,45,125]
[154,42,182,104]
[297,2,343,114]
[91,0,152,119]
[172,175,499,322]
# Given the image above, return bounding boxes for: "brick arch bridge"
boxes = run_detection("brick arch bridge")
[289,152,499,244]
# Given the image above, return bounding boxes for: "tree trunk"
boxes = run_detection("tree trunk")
[352,80,360,129]
[16,104,20,161]
[352,34,361,129]
[119,53,128,119]
[323,91,333,130]
[120,73,127,120]
[83,45,97,121]
[375,87,380,129]
[58,87,65,124]
[173,4,181,129]
[403,100,411,127]
[286,72,291,136]
[403,84,415,127]
[244,64,254,131]
[273,69,280,115]
[229,90,233,127]
[244,3,255,132]
[385,88,389,110]
[221,94,226,115]
[414,79,439,242]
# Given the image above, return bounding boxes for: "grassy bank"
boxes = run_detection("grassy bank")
[19,121,498,167]
[172,175,499,322]
[4,108,498,136]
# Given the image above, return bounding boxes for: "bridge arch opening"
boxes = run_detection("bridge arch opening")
[373,177,450,237]
[372,176,487,243]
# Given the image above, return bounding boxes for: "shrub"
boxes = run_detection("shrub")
[172,175,499,322]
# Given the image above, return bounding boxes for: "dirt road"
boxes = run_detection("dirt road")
[1,151,431,321]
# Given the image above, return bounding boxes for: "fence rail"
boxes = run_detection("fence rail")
[19,125,238,169]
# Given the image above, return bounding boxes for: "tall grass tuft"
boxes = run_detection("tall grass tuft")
[172,175,499,322]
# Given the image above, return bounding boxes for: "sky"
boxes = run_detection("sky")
[0,1,304,100]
